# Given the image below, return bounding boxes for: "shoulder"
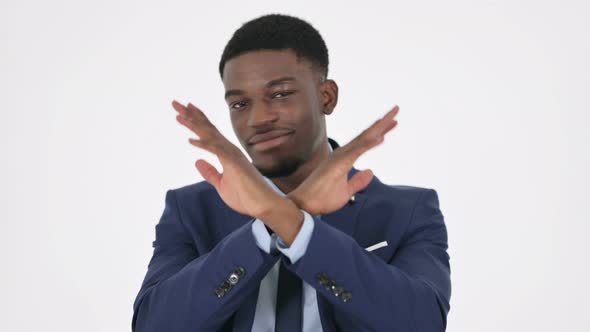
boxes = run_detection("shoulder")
[166,180,225,211]
[170,180,216,197]
[363,174,443,227]
[366,173,438,207]
[363,174,445,240]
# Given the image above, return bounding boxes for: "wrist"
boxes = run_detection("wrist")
[257,195,285,219]
[286,190,303,210]
[259,196,299,222]
[258,197,304,246]
[287,190,318,215]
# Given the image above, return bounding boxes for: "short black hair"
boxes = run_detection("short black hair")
[218,13,329,81]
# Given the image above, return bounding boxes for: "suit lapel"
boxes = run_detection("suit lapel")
[319,166,368,236]
[321,137,369,237]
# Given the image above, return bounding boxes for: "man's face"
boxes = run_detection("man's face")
[222,49,328,178]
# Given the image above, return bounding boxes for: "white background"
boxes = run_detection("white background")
[1,0,588,331]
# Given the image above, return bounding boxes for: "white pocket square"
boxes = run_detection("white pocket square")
[365,241,388,252]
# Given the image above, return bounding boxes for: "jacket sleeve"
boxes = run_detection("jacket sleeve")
[284,188,451,332]
[132,189,281,332]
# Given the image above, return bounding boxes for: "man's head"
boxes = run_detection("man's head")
[219,13,338,178]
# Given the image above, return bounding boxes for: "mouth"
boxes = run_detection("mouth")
[249,131,294,152]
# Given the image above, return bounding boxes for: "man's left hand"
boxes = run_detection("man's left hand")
[287,106,399,215]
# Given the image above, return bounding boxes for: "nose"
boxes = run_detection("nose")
[247,102,279,128]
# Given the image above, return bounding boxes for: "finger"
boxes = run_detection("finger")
[172,99,184,111]
[343,105,400,161]
[355,106,399,145]
[348,169,374,195]
[172,100,190,118]
[195,159,222,189]
[382,105,400,122]
[188,138,224,156]
[186,103,214,126]
[173,100,204,133]
[368,105,399,138]
[172,101,216,139]
[176,114,209,138]
[187,103,221,133]
[381,116,399,136]
[187,103,233,145]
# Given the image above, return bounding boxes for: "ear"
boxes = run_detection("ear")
[320,79,338,115]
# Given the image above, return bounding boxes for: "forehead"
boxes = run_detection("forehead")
[222,49,315,90]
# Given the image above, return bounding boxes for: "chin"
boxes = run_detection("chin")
[253,156,305,179]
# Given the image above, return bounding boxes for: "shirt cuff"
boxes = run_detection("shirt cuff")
[276,209,315,264]
[251,218,272,254]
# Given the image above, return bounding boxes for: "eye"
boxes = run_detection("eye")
[272,91,294,99]
[230,101,248,110]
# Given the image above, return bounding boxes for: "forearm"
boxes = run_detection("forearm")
[286,218,449,331]
[132,191,281,332]
[133,222,280,332]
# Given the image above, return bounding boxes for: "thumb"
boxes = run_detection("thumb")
[348,169,373,195]
[195,159,222,189]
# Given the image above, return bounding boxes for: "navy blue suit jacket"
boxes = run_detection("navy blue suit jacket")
[132,138,451,331]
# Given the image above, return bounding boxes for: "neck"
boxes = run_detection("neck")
[270,139,332,194]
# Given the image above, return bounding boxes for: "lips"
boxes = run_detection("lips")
[248,129,294,145]
[248,130,294,152]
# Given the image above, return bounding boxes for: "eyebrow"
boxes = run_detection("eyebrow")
[224,76,297,100]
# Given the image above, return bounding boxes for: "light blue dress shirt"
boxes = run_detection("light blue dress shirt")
[250,143,333,331]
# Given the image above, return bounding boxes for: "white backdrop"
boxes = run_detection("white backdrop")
[1,1,588,331]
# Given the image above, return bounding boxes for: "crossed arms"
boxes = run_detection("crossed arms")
[131,101,450,331]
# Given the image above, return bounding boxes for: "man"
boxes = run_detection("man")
[132,13,451,332]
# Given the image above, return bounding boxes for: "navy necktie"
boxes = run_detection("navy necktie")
[271,233,303,331]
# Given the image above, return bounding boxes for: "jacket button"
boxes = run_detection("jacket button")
[341,291,352,303]
[234,266,246,277]
[316,272,329,285]
[229,273,239,285]
[322,279,336,291]
[331,285,344,297]
[221,280,232,292]
[214,287,225,298]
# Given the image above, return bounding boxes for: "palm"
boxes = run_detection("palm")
[172,100,279,218]
[288,106,400,215]
[293,160,355,214]
[212,156,270,216]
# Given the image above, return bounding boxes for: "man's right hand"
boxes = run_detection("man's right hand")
[172,100,283,220]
